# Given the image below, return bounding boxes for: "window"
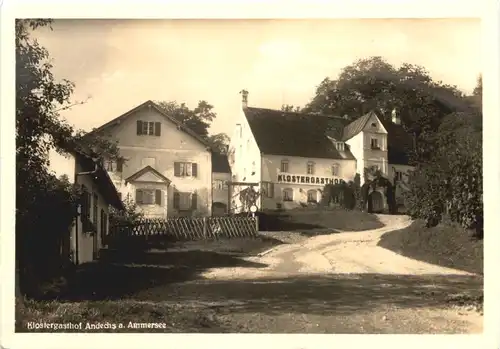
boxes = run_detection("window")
[335,142,345,151]
[307,189,318,203]
[174,162,198,177]
[105,159,123,172]
[261,182,274,198]
[371,138,379,149]
[136,189,162,205]
[213,179,228,190]
[307,161,315,175]
[332,163,340,176]
[173,192,197,211]
[371,122,377,128]
[394,171,403,181]
[80,185,92,232]
[136,120,161,136]
[280,160,289,173]
[283,188,293,202]
[141,157,156,168]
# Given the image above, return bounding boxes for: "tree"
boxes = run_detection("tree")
[473,75,482,97]
[404,111,482,235]
[16,19,122,298]
[303,56,468,162]
[207,133,230,153]
[155,100,216,139]
[281,104,302,112]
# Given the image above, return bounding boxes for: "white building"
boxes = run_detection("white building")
[49,148,124,264]
[86,100,214,218]
[228,91,414,212]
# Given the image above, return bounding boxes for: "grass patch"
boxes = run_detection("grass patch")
[16,298,228,333]
[378,220,483,275]
[256,207,384,235]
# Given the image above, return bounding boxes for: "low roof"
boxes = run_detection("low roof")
[125,165,171,184]
[212,152,231,173]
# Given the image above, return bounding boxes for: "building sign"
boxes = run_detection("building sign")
[277,174,345,186]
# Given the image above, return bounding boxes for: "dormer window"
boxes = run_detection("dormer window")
[335,142,345,151]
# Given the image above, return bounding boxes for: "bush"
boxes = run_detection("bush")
[17,173,81,298]
[404,112,483,237]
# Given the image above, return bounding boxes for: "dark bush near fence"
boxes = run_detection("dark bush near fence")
[16,174,81,299]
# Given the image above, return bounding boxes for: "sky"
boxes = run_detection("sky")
[35,18,481,137]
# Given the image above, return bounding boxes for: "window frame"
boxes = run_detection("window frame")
[174,162,198,178]
[306,161,315,175]
[173,191,197,211]
[280,160,289,173]
[261,181,274,198]
[370,138,380,150]
[307,189,318,203]
[332,163,340,176]
[283,188,294,202]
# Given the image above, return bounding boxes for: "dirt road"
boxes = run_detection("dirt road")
[147,215,484,333]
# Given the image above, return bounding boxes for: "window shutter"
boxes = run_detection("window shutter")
[86,192,91,219]
[191,193,197,210]
[173,192,180,209]
[174,162,180,177]
[155,122,161,136]
[116,158,123,172]
[191,163,198,177]
[269,183,274,198]
[137,120,143,135]
[136,189,143,204]
[155,189,162,206]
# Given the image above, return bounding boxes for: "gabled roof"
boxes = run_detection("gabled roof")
[243,106,414,166]
[243,107,355,160]
[341,111,376,141]
[86,100,210,148]
[125,165,171,185]
[72,148,125,210]
[212,152,231,173]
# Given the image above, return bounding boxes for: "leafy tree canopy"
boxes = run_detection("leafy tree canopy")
[155,100,229,153]
[302,56,469,139]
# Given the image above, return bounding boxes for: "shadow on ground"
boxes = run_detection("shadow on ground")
[140,273,483,316]
[60,250,268,301]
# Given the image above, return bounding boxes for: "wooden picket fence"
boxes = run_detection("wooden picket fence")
[108,216,259,244]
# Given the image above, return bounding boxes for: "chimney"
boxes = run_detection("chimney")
[239,89,249,108]
[391,108,401,125]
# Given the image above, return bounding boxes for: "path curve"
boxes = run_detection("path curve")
[193,214,483,333]
[201,214,476,279]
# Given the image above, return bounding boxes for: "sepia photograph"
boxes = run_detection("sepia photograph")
[5,9,491,343]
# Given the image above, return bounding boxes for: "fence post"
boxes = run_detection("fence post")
[255,215,259,236]
[203,217,208,239]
